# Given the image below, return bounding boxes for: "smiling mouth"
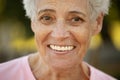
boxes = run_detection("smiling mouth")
[48,44,76,52]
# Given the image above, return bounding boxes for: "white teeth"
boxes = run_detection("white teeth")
[49,45,74,51]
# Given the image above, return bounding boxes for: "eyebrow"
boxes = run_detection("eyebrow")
[69,11,86,17]
[38,9,56,14]
[38,9,86,17]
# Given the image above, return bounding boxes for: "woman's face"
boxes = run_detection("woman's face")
[32,0,101,69]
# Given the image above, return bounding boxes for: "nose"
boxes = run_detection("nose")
[51,20,70,40]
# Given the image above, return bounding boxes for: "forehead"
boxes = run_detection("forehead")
[35,0,89,16]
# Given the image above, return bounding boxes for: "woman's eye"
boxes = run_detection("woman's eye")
[68,16,84,26]
[72,17,83,22]
[42,16,51,20]
[40,15,55,25]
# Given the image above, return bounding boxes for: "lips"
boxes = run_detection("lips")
[48,44,76,52]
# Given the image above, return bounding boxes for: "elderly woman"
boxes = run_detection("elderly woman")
[0,0,117,80]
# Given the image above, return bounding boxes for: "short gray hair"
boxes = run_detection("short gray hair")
[23,0,110,20]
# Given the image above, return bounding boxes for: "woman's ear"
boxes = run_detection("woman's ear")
[92,13,104,36]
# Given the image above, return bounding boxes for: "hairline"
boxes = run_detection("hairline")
[23,0,110,21]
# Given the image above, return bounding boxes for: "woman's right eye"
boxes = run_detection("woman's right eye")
[39,15,55,25]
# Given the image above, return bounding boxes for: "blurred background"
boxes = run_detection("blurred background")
[0,0,120,79]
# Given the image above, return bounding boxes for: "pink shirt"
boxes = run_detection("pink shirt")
[0,56,117,80]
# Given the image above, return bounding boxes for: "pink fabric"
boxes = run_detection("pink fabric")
[0,56,35,80]
[89,64,116,80]
[0,56,117,80]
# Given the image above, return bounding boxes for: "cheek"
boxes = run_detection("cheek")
[71,28,91,44]
[35,34,45,55]
[34,24,52,44]
[71,27,92,57]
[34,30,50,56]
[32,21,52,43]
[78,29,91,50]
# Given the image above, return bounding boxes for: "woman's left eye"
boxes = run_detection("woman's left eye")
[68,16,84,26]
[71,17,83,22]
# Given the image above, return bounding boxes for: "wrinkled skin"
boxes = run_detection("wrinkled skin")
[29,0,104,80]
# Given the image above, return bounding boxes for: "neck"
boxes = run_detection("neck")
[28,53,90,80]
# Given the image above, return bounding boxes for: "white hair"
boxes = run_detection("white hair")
[23,0,110,20]
[89,0,110,20]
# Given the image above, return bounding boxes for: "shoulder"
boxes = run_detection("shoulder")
[0,56,28,69]
[87,63,117,80]
[0,55,35,80]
